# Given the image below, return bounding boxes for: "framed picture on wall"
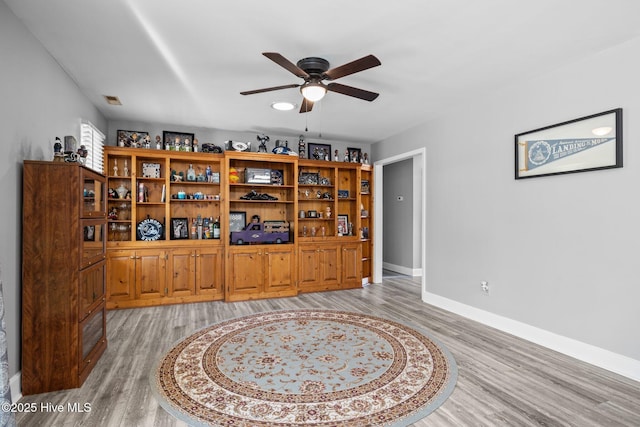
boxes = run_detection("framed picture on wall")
[117,130,149,147]
[515,108,622,179]
[308,142,332,161]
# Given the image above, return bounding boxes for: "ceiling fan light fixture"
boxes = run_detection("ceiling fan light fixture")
[271,101,296,111]
[300,82,327,102]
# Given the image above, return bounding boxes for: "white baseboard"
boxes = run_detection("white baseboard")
[383,262,422,277]
[423,291,640,382]
[10,372,21,403]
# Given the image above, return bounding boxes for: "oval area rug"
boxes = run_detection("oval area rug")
[151,309,457,426]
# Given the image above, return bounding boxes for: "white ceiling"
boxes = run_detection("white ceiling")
[6,0,640,144]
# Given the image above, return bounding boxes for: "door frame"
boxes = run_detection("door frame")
[373,147,427,296]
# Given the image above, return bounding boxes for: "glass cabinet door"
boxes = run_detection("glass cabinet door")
[81,167,106,218]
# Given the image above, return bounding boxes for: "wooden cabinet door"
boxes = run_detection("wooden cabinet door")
[79,261,105,320]
[167,248,195,297]
[196,248,224,299]
[341,243,362,288]
[106,250,135,303]
[264,246,295,293]
[320,245,340,288]
[227,248,264,298]
[298,245,320,290]
[135,250,166,299]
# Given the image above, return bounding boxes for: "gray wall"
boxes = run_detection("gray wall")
[0,2,107,378]
[382,159,414,271]
[372,37,640,361]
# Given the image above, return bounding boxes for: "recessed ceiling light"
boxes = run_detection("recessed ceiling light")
[592,126,612,136]
[271,101,296,111]
[104,95,122,106]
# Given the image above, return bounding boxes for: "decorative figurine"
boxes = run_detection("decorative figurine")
[344,150,349,162]
[334,149,339,162]
[113,158,118,176]
[76,145,88,165]
[155,135,162,150]
[53,137,64,162]
[184,138,191,152]
[257,134,269,153]
[363,153,369,164]
[193,138,199,152]
[123,159,129,177]
[298,135,306,158]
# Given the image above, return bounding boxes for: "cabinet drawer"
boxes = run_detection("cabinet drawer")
[79,303,106,381]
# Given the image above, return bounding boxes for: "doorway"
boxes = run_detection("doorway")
[373,148,426,296]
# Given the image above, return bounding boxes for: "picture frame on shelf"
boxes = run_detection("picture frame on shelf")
[170,218,189,240]
[338,190,350,199]
[163,131,195,151]
[515,108,622,179]
[347,147,362,163]
[117,130,149,148]
[308,142,332,161]
[337,215,349,236]
[229,211,247,232]
[361,179,370,194]
[299,172,320,185]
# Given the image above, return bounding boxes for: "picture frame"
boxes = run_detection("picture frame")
[337,214,349,235]
[163,131,195,151]
[170,218,189,240]
[229,211,247,232]
[83,225,95,241]
[347,147,362,163]
[515,108,622,179]
[117,130,149,148]
[338,189,350,199]
[308,142,332,161]
[299,172,320,185]
[361,179,370,194]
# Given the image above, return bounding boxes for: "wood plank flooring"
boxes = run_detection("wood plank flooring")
[16,276,640,426]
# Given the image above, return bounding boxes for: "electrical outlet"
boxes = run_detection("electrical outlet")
[480,281,489,294]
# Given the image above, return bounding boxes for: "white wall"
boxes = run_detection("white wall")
[372,36,640,363]
[0,2,106,379]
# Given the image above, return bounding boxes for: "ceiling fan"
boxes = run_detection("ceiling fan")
[240,52,381,113]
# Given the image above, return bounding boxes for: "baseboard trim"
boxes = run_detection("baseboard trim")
[423,291,640,382]
[382,262,422,277]
[10,372,21,403]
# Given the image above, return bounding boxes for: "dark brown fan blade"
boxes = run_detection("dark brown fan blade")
[326,82,379,101]
[299,98,314,113]
[323,54,381,80]
[240,84,300,96]
[263,52,309,79]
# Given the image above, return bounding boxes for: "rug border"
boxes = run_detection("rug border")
[149,308,458,427]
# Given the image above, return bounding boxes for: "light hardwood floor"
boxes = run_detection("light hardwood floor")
[16,276,640,426]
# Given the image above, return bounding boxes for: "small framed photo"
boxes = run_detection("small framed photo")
[117,130,149,148]
[299,172,320,185]
[308,142,332,161]
[163,131,195,150]
[361,179,370,194]
[347,147,362,163]
[83,225,95,241]
[337,215,349,235]
[170,218,189,240]
[338,190,350,199]
[229,211,247,232]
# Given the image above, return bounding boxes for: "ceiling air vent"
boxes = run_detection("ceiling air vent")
[104,95,122,105]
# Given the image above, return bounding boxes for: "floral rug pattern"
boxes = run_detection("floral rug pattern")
[152,310,457,426]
